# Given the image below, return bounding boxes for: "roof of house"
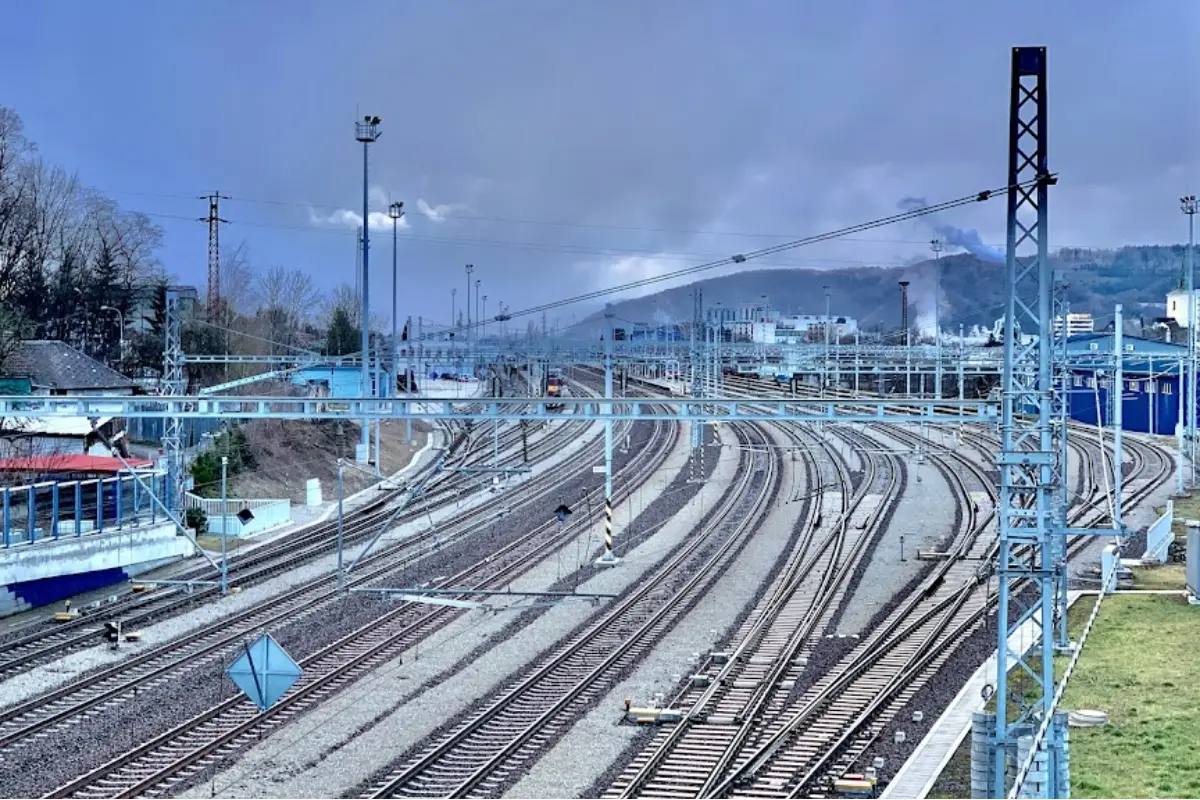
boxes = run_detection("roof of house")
[3,341,136,391]
[0,454,153,474]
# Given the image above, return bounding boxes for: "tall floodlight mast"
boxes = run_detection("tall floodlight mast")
[1181,194,1197,486]
[355,115,381,462]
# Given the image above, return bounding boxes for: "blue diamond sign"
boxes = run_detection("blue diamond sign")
[225,633,303,711]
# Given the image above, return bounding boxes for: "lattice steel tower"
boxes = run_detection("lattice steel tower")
[163,290,187,519]
[200,192,229,317]
[993,46,1062,798]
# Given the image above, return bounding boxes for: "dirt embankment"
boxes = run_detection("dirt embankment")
[230,418,431,502]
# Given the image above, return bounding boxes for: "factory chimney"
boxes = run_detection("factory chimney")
[898,281,910,340]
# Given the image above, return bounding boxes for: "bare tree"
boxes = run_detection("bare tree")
[254,266,322,354]
[322,283,360,326]
[220,241,255,316]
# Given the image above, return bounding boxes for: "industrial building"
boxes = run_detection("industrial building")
[1051,312,1095,337]
[1065,333,1187,435]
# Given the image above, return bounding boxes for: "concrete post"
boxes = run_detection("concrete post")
[597,304,619,565]
[854,330,860,396]
[959,324,966,404]
[220,456,229,595]
[337,459,345,590]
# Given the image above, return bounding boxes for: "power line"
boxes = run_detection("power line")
[109,187,955,246]
[131,208,932,270]
[476,178,1049,326]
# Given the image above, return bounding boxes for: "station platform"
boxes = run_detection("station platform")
[880,591,1086,799]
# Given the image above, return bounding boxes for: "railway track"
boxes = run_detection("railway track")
[0,384,592,679]
[35,395,682,798]
[600,421,903,798]
[358,421,780,799]
[604,373,1172,797]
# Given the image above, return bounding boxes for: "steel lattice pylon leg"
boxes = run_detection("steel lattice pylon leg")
[690,289,704,481]
[993,46,1063,799]
[1050,271,1071,651]
[163,290,187,522]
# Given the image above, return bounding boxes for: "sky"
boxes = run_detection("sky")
[2,0,1198,329]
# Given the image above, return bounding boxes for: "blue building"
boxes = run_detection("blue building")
[1064,334,1187,435]
[291,365,392,398]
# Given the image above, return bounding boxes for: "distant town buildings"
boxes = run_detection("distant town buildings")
[702,301,857,345]
[1052,313,1095,337]
[1166,288,1200,329]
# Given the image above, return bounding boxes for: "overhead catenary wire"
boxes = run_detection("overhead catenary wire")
[131,208,931,271]
[459,176,1052,328]
[107,187,1010,247]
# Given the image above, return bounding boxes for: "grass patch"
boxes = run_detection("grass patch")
[195,534,252,552]
[1061,594,1200,799]
[929,595,1200,799]
[1169,492,1200,535]
[1131,563,1186,591]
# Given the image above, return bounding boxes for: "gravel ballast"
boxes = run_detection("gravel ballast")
[0,418,606,711]
[178,426,739,799]
[504,424,808,799]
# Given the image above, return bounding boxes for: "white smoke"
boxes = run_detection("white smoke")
[897,196,1005,264]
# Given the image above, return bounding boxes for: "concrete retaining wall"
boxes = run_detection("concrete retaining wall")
[208,500,292,537]
[0,521,191,617]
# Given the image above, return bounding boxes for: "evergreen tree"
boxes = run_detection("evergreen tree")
[326,306,360,356]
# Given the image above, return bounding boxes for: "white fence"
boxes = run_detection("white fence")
[1143,499,1174,562]
[184,493,292,538]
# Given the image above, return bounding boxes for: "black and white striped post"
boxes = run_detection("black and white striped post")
[596,303,620,566]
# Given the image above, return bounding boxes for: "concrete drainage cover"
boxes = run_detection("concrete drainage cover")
[1068,709,1110,727]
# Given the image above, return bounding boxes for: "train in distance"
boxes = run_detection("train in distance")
[546,369,566,411]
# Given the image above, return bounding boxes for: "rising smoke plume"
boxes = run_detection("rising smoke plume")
[897,196,1005,263]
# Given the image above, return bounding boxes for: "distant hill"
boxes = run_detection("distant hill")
[568,245,1189,335]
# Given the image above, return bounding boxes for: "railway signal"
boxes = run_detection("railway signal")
[103,620,122,649]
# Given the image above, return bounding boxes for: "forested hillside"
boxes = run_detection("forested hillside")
[573,247,1188,333]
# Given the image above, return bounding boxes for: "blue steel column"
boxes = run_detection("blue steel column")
[597,303,619,565]
[1113,305,1124,532]
[361,138,371,459]
[1186,203,1197,487]
[993,46,1061,800]
[406,316,413,444]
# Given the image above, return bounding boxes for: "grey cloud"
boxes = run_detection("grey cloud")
[96,0,1199,324]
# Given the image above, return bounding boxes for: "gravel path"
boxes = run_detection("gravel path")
[504,423,806,800]
[178,426,738,800]
[835,426,950,636]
